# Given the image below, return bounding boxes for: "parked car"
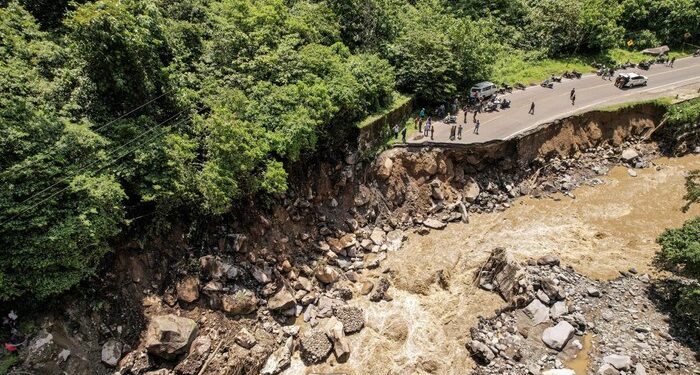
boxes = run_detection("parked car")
[470,81,498,99]
[615,73,648,88]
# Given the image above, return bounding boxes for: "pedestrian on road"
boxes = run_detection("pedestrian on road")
[463,106,468,123]
[401,126,407,143]
[571,94,576,105]
[450,124,456,140]
[670,57,676,67]
[418,118,423,133]
[570,88,575,100]
[430,123,434,140]
[457,122,463,140]
[473,111,477,122]
[529,102,535,115]
[393,124,399,139]
[474,119,480,134]
[419,108,426,120]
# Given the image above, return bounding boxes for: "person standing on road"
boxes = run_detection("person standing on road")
[419,108,426,120]
[570,88,575,100]
[529,102,535,115]
[571,93,576,105]
[393,124,399,139]
[670,56,676,67]
[449,124,456,140]
[401,126,407,143]
[457,122,463,140]
[463,106,468,123]
[430,123,435,140]
[473,119,480,134]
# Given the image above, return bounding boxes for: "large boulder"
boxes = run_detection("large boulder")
[101,339,123,367]
[541,321,575,351]
[145,315,198,359]
[376,155,394,180]
[221,288,258,315]
[176,276,200,303]
[477,248,530,306]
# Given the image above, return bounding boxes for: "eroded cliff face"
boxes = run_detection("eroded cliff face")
[9,102,679,375]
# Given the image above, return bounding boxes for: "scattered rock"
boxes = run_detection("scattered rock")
[260,336,293,375]
[176,276,200,303]
[603,354,632,370]
[597,363,620,375]
[234,328,257,349]
[621,148,639,162]
[524,299,550,325]
[467,340,495,364]
[174,335,211,375]
[627,168,638,177]
[334,306,364,334]
[101,339,123,367]
[267,288,296,311]
[145,315,198,359]
[360,281,374,295]
[315,265,340,284]
[423,218,447,230]
[537,254,560,266]
[300,329,332,364]
[369,277,390,302]
[221,288,258,315]
[586,286,601,297]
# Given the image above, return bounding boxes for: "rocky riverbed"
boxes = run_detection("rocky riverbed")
[8,126,700,374]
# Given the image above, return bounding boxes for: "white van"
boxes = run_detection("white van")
[470,81,498,99]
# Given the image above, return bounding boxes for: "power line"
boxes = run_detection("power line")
[6,92,168,174]
[0,113,196,227]
[8,110,187,211]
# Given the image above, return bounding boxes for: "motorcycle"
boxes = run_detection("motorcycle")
[540,79,554,89]
[550,75,562,83]
[638,60,651,70]
[443,114,457,124]
[596,67,607,76]
[497,84,513,94]
[499,98,511,109]
[514,82,526,90]
[694,49,700,57]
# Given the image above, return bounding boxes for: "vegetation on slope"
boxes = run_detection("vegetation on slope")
[1,0,699,304]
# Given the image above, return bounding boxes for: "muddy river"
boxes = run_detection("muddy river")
[286,154,700,375]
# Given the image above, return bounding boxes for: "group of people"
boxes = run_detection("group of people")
[393,83,587,142]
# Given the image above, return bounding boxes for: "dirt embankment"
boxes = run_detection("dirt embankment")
[7,102,684,375]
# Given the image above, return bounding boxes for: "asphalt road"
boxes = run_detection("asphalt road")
[408,56,700,145]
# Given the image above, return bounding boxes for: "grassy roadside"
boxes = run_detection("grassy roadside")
[491,48,693,86]
[598,97,674,112]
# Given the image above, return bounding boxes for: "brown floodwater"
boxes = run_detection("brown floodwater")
[285,154,700,375]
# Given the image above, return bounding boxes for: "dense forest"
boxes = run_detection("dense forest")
[1,0,699,305]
